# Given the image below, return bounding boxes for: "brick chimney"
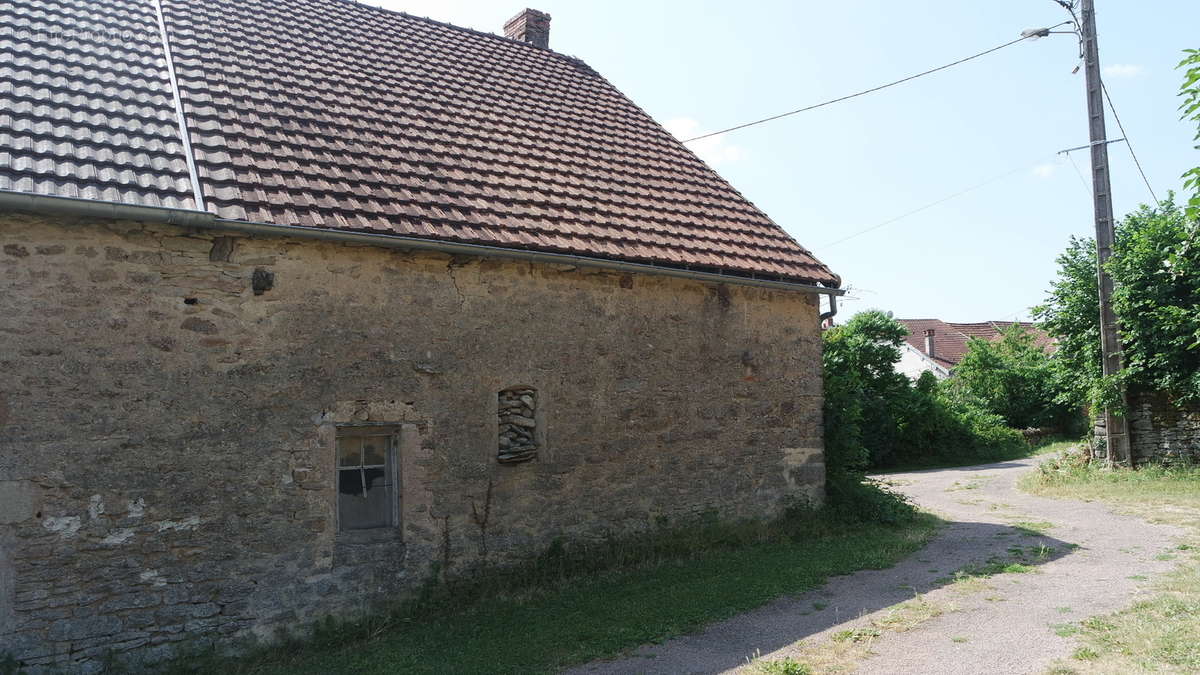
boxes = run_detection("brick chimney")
[924,329,936,358]
[504,8,551,49]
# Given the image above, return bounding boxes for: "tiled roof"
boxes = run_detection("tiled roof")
[897,319,1056,368]
[0,0,195,207]
[0,0,838,286]
[897,319,962,369]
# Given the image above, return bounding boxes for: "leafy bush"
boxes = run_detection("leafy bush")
[822,310,1026,472]
[946,324,1081,431]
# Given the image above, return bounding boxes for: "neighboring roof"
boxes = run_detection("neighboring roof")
[0,0,838,286]
[896,319,1055,369]
[897,319,962,369]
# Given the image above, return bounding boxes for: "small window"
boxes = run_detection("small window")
[336,429,397,531]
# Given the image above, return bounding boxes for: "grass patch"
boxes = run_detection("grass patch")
[1051,622,1080,637]
[1025,453,1200,673]
[139,486,938,675]
[1009,520,1054,535]
[1060,563,1200,673]
[831,626,883,643]
[873,596,946,632]
[1020,452,1200,530]
[753,657,813,674]
[750,593,952,673]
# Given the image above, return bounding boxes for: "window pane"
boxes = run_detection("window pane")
[343,468,391,530]
[363,466,389,489]
[362,437,386,466]
[362,468,390,527]
[337,436,362,467]
[338,468,363,496]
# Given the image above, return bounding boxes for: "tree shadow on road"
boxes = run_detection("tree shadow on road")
[573,519,1081,674]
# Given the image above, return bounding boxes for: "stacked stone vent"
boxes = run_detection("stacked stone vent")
[498,388,538,463]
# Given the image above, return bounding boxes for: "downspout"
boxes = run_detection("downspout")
[0,191,845,298]
[818,272,843,323]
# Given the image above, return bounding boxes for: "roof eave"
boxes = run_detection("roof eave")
[0,190,843,296]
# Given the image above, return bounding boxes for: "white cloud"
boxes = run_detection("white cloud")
[1032,163,1057,179]
[664,118,745,167]
[1102,63,1144,78]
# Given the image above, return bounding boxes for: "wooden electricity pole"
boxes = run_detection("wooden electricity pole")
[1079,0,1131,466]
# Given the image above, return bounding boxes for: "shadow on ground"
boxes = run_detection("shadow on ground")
[570,519,1079,674]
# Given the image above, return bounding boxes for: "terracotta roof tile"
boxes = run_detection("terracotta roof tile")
[898,319,1056,368]
[0,0,837,286]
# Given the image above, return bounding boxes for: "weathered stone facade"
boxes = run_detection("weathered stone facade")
[0,212,826,669]
[1129,391,1200,465]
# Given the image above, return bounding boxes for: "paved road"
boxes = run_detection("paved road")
[566,456,1186,675]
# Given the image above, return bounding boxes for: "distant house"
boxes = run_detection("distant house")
[895,319,1054,380]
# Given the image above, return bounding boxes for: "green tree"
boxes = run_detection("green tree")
[1034,236,1101,408]
[821,310,910,472]
[1109,200,1200,402]
[947,324,1078,430]
[1036,199,1200,408]
[1179,49,1200,222]
[822,311,1025,471]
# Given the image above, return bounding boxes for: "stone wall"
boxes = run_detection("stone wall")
[1129,391,1200,465]
[0,212,826,670]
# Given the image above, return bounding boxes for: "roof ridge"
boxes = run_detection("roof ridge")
[331,0,596,67]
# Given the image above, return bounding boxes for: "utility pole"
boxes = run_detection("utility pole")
[1079,0,1131,467]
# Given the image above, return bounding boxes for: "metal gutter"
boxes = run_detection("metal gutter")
[0,190,843,296]
[208,218,844,296]
[0,191,215,227]
[153,0,206,211]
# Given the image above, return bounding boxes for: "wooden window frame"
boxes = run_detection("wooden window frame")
[335,425,401,534]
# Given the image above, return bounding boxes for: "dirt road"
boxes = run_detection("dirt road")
[567,456,1186,674]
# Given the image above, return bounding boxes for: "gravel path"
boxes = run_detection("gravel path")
[566,456,1187,675]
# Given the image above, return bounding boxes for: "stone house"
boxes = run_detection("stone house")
[0,1,842,669]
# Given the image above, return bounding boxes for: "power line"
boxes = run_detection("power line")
[819,156,1053,249]
[682,25,1069,144]
[1065,151,1092,194]
[1100,81,1159,204]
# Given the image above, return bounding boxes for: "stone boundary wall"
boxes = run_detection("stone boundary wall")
[1129,390,1200,465]
[0,212,826,670]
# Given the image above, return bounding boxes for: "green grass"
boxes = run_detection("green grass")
[753,657,813,674]
[1051,622,1080,637]
[1062,564,1200,672]
[1021,454,1200,530]
[1009,520,1055,536]
[151,511,939,675]
[1023,454,1200,674]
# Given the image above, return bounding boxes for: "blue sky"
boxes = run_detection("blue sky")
[381,0,1198,322]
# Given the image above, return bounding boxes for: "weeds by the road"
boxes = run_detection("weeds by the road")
[1023,453,1200,674]
[753,656,813,674]
[750,594,950,675]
